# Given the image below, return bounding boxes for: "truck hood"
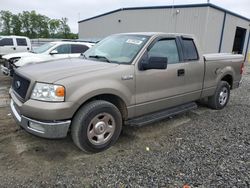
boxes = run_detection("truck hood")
[3,52,35,60]
[17,58,119,83]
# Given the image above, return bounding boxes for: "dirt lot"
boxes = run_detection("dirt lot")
[0,65,249,187]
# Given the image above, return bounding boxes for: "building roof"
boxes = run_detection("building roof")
[78,3,250,23]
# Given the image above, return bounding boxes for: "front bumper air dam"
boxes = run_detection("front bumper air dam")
[10,100,71,139]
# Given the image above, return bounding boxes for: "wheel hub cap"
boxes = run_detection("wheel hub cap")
[219,87,228,106]
[87,113,116,146]
[94,122,106,134]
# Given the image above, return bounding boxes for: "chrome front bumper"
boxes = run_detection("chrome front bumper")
[1,65,10,75]
[10,100,71,139]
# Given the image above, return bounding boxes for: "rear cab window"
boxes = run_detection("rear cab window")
[0,38,14,46]
[148,38,180,64]
[16,38,27,46]
[181,38,199,61]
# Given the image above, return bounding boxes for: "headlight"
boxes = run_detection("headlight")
[31,82,65,102]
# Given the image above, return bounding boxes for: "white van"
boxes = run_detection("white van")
[0,36,31,58]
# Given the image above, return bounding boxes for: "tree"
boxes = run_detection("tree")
[20,11,31,36]
[11,14,22,35]
[59,17,71,38]
[0,11,77,39]
[49,19,60,38]
[0,11,12,35]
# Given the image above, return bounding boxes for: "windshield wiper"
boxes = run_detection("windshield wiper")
[89,55,111,63]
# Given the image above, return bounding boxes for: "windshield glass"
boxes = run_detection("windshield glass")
[32,43,56,54]
[84,34,150,64]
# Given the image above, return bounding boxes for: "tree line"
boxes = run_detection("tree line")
[0,10,77,39]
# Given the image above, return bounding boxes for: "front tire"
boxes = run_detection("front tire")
[71,100,122,153]
[208,81,230,110]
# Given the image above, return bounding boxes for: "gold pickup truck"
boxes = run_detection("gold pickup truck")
[9,33,244,153]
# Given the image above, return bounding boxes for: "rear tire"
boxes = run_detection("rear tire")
[207,81,230,110]
[71,100,122,153]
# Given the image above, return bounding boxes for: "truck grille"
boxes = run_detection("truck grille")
[12,73,30,101]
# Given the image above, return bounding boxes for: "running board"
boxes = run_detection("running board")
[125,102,197,127]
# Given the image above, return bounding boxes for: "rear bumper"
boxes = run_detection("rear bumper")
[10,99,71,139]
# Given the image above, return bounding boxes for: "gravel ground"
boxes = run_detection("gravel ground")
[0,64,249,187]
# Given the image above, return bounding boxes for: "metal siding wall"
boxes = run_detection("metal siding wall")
[78,7,209,42]
[221,13,250,55]
[79,7,250,56]
[204,8,224,53]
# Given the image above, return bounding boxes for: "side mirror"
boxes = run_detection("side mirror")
[141,56,168,70]
[50,50,58,55]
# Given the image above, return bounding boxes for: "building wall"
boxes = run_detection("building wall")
[221,13,250,56]
[79,7,208,39]
[79,6,250,56]
[203,7,224,53]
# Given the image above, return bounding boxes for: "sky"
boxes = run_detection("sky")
[1,0,250,33]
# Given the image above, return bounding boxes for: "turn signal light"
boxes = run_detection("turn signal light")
[56,86,65,97]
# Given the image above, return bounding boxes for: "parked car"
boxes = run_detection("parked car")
[10,33,244,153]
[0,36,31,58]
[1,41,94,76]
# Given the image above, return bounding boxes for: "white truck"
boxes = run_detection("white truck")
[0,36,31,58]
[1,41,94,76]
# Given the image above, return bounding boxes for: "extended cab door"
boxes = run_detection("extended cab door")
[135,36,204,117]
[15,38,31,52]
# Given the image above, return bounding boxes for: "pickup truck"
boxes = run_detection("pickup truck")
[9,33,244,153]
[1,41,94,76]
[0,35,31,58]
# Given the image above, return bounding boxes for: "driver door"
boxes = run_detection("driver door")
[48,44,71,60]
[135,37,201,117]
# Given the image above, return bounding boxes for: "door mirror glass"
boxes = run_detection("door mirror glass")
[50,50,58,55]
[141,56,168,70]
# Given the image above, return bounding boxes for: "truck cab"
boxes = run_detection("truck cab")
[0,36,31,57]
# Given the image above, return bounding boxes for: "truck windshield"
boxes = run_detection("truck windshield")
[32,43,56,54]
[84,35,150,64]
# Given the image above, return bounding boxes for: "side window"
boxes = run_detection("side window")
[148,39,179,64]
[181,38,199,61]
[71,44,89,53]
[0,38,14,46]
[16,38,27,46]
[54,44,71,54]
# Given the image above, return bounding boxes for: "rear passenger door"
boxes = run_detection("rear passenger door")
[16,38,30,52]
[69,44,90,58]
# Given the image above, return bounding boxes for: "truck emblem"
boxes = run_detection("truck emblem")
[15,81,21,89]
[121,75,133,80]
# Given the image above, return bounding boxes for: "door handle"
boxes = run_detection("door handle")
[12,47,16,50]
[177,69,185,76]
